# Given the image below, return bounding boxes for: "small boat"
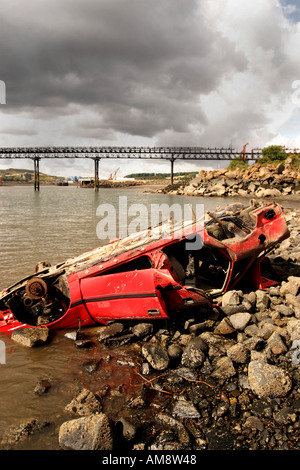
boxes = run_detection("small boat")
[0,201,289,333]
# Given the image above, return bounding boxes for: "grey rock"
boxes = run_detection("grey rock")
[65,388,102,416]
[200,331,235,356]
[141,343,169,370]
[239,374,251,390]
[243,336,265,351]
[274,304,294,316]
[181,337,206,369]
[274,407,297,425]
[98,322,124,342]
[103,333,135,347]
[221,290,241,308]
[34,377,52,395]
[189,320,214,335]
[211,356,236,379]
[255,290,270,311]
[291,340,300,365]
[241,298,253,312]
[118,417,138,441]
[167,343,183,361]
[229,312,252,331]
[285,293,300,308]
[255,188,281,198]
[0,419,50,447]
[257,322,277,340]
[11,327,49,347]
[244,324,260,337]
[250,350,269,362]
[214,317,235,335]
[172,397,201,419]
[227,343,249,363]
[210,183,226,196]
[247,291,257,306]
[244,416,264,432]
[286,319,300,341]
[266,331,287,355]
[280,276,300,297]
[141,362,151,375]
[248,361,292,398]
[155,413,190,445]
[59,414,114,450]
[64,331,78,340]
[132,322,153,338]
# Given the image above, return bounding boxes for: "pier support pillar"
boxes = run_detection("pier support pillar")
[34,157,40,191]
[94,157,100,192]
[170,157,175,185]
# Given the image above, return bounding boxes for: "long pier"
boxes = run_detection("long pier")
[0,145,297,190]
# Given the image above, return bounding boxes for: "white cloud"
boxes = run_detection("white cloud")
[158,0,300,150]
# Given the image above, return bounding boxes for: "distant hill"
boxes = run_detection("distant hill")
[124,172,198,180]
[0,168,62,182]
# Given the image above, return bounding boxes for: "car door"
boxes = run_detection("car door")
[79,268,169,323]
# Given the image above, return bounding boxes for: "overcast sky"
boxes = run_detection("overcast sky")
[0,0,300,177]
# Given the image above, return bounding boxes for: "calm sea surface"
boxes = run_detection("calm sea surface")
[0,185,298,449]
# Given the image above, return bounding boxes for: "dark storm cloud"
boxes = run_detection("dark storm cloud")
[0,0,299,177]
[0,0,247,139]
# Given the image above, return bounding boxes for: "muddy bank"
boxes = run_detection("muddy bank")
[159,160,300,201]
[81,179,166,190]
[0,180,165,190]
[1,208,300,451]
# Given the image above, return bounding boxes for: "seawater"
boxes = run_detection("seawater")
[0,185,298,449]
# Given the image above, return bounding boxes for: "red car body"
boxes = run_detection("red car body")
[0,202,289,333]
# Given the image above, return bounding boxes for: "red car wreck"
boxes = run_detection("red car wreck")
[0,201,290,333]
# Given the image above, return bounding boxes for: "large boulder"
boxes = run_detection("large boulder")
[59,414,114,450]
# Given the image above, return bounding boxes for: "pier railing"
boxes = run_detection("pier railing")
[0,146,298,190]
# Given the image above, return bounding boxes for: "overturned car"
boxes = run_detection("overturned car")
[0,201,290,333]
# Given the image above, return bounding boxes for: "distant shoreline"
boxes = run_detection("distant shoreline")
[0,180,168,190]
[1,179,299,203]
[0,181,56,186]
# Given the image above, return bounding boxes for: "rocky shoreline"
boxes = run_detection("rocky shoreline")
[1,206,300,451]
[160,159,300,200]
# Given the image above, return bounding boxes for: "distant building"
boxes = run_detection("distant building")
[79,178,94,187]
